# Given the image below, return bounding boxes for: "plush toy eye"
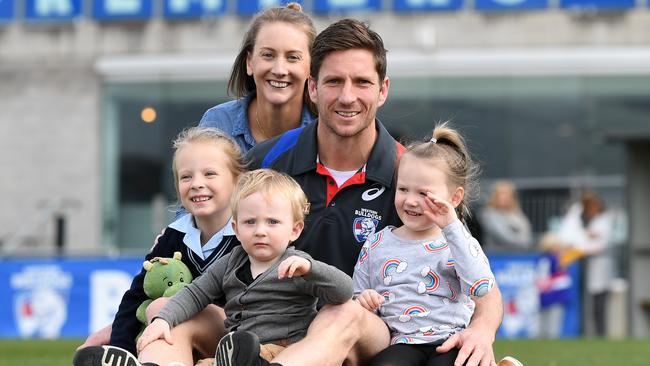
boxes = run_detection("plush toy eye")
[180,278,184,283]
[167,281,173,287]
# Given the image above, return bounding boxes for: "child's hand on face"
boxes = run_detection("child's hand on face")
[278,255,312,279]
[423,192,458,229]
[137,318,173,352]
[355,289,384,312]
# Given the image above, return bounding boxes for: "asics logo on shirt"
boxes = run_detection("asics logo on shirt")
[362,186,386,201]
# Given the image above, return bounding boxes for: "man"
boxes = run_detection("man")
[228,18,506,366]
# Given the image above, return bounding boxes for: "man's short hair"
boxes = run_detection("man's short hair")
[310,18,387,83]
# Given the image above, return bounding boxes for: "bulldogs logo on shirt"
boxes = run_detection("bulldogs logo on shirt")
[353,216,379,243]
[353,208,383,243]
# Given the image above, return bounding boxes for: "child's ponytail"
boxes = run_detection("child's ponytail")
[404,122,480,223]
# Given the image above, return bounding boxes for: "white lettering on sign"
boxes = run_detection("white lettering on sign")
[35,0,73,16]
[328,0,368,7]
[169,0,222,12]
[89,270,134,332]
[105,0,140,14]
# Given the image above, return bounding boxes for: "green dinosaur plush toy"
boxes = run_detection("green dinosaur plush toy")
[135,251,193,325]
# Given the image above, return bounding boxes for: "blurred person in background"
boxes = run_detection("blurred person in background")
[556,190,614,337]
[199,2,317,153]
[479,180,533,252]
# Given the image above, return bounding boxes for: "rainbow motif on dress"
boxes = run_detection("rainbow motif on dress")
[381,259,402,278]
[419,326,436,336]
[369,231,383,249]
[398,305,429,322]
[392,336,413,344]
[469,278,493,297]
[381,290,392,302]
[357,246,368,265]
[422,270,440,293]
[423,241,448,253]
[403,305,427,316]
[446,259,455,267]
[449,284,458,301]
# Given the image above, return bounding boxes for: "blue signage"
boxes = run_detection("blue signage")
[0,0,13,22]
[164,0,226,18]
[314,0,381,13]
[394,0,463,12]
[25,0,82,21]
[0,257,141,338]
[93,0,153,20]
[475,0,548,11]
[237,0,304,16]
[561,0,635,9]
[489,253,581,338]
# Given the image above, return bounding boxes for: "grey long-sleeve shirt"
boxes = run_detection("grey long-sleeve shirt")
[158,246,352,344]
[353,221,495,345]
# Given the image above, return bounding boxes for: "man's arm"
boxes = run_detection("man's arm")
[437,283,503,366]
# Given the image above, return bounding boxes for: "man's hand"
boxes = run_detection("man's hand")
[76,324,112,350]
[278,256,311,279]
[355,289,384,312]
[137,318,173,352]
[436,325,497,366]
[437,284,503,366]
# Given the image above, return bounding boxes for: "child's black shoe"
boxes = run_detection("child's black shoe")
[215,331,268,366]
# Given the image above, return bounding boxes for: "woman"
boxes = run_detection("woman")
[479,180,533,252]
[199,2,317,153]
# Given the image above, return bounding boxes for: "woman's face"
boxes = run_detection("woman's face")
[494,184,515,209]
[246,21,311,108]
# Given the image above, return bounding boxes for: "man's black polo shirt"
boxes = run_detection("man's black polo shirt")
[247,120,404,276]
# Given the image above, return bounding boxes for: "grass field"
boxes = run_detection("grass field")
[0,338,649,366]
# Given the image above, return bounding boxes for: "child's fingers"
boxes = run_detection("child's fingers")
[163,327,173,345]
[277,258,291,279]
[357,295,373,311]
[373,292,385,307]
[287,260,300,278]
[137,333,151,351]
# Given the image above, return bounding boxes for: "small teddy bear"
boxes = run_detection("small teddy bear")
[135,251,193,325]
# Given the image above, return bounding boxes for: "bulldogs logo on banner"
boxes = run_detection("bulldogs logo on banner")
[11,265,72,339]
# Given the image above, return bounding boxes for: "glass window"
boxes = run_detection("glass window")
[101,76,650,250]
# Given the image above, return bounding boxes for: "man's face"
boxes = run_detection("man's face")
[308,49,389,139]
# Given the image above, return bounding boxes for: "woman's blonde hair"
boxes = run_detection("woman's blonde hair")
[231,169,309,223]
[171,127,247,197]
[486,180,522,212]
[398,122,479,222]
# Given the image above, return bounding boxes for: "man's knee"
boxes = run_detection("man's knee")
[321,300,366,327]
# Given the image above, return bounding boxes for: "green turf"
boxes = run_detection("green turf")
[0,338,649,366]
[493,339,650,366]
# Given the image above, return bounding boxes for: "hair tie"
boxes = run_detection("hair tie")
[430,137,437,144]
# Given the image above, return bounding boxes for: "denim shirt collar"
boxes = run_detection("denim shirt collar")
[237,93,316,151]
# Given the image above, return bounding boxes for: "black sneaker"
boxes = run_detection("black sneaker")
[215,331,265,366]
[73,346,144,366]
